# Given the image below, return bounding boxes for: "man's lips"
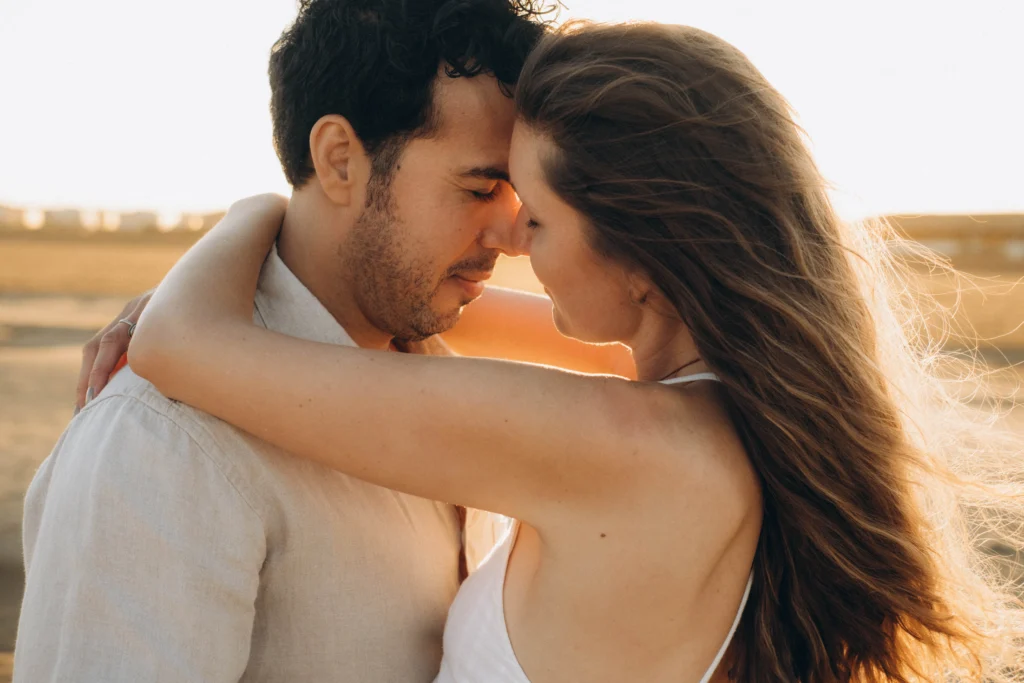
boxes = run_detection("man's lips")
[452,272,493,284]
[450,272,492,298]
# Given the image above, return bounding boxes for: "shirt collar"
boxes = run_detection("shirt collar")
[253,244,357,348]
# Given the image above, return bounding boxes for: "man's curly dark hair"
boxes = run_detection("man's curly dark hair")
[269,0,553,188]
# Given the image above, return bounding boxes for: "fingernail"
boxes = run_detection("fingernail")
[73,405,80,417]
[85,387,95,404]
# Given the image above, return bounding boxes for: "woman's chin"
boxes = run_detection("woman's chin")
[553,307,622,345]
[551,307,581,341]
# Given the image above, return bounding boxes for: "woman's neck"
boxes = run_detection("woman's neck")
[627,314,704,382]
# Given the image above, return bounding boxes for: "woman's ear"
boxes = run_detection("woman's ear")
[627,271,653,306]
[629,272,680,321]
[309,114,369,206]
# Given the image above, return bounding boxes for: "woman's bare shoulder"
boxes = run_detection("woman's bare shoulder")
[609,380,761,534]
[542,380,760,594]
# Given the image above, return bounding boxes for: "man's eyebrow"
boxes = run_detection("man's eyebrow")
[460,166,511,183]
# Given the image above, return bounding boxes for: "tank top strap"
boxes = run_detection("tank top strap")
[659,371,721,385]
[696,571,753,683]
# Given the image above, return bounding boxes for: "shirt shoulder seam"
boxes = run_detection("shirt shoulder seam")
[87,390,268,529]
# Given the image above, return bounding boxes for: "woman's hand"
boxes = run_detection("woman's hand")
[76,290,152,411]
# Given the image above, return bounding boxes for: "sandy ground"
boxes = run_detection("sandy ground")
[0,236,1021,679]
[0,233,198,296]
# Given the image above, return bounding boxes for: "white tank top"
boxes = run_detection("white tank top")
[434,372,754,683]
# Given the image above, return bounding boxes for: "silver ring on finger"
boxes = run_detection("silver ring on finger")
[117,318,137,338]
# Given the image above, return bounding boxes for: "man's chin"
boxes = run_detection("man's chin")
[438,287,481,316]
[396,286,479,340]
[395,306,463,342]
[433,305,466,333]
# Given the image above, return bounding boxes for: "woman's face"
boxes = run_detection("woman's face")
[509,123,645,344]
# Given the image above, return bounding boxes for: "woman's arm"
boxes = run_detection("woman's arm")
[442,286,636,378]
[77,219,631,401]
[130,197,662,527]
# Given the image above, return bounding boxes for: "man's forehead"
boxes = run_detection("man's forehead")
[431,73,515,145]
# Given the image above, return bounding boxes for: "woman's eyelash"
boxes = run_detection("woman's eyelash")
[526,218,539,229]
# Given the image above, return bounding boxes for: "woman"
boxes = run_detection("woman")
[114,22,1022,682]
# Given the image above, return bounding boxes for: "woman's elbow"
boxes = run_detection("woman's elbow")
[127,311,179,391]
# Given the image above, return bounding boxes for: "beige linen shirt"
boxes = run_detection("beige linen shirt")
[15,248,498,682]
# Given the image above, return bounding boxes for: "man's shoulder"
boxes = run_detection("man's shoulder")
[94,367,241,450]
[69,369,267,499]
[97,365,194,415]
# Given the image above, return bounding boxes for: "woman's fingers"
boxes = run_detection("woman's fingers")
[75,292,152,413]
[85,323,133,402]
[76,322,116,412]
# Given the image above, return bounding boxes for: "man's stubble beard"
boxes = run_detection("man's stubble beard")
[341,182,462,343]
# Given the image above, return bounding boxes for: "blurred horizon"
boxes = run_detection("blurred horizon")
[2,203,1022,234]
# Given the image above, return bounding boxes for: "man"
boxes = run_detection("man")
[14,1,547,680]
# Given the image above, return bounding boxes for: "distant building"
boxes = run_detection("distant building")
[118,211,159,232]
[43,209,84,231]
[176,211,226,232]
[0,205,24,230]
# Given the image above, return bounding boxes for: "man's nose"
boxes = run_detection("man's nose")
[480,202,530,257]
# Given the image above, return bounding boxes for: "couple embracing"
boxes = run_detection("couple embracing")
[14,1,1022,682]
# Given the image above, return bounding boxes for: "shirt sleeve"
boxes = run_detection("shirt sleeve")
[15,394,267,683]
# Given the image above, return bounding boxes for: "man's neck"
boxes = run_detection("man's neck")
[277,199,394,351]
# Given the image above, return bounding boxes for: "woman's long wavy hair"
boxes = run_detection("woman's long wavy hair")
[516,21,1024,682]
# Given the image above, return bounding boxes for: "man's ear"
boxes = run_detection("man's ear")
[309,114,369,206]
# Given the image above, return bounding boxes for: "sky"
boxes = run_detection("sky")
[0,0,1021,220]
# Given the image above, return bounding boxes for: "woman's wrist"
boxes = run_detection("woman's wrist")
[227,193,288,219]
